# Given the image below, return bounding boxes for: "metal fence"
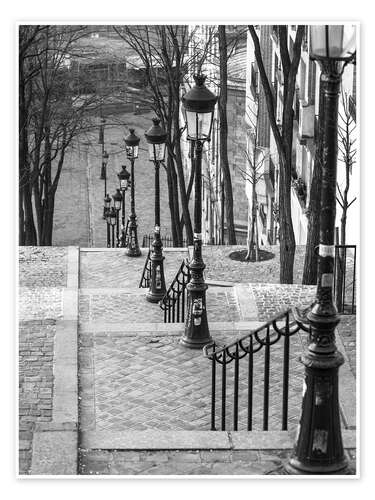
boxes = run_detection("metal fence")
[159,260,190,323]
[142,234,187,248]
[203,307,310,431]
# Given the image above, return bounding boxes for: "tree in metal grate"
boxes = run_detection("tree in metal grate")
[139,248,152,288]
[203,307,312,432]
[159,259,191,323]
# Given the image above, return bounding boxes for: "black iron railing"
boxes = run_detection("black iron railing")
[334,245,357,314]
[203,307,311,431]
[142,234,187,248]
[139,248,152,288]
[160,259,191,323]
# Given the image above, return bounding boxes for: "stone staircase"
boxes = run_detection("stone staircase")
[28,246,356,475]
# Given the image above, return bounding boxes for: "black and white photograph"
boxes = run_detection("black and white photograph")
[16,21,359,478]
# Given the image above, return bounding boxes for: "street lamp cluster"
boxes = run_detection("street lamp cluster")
[99,122,141,255]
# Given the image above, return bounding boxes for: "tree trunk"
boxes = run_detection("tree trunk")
[19,71,37,246]
[173,109,194,245]
[279,154,295,283]
[41,192,55,246]
[19,191,25,246]
[302,78,324,285]
[218,25,237,245]
[167,155,181,246]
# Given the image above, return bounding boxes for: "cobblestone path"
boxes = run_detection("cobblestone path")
[79,329,306,434]
[78,248,313,441]
[53,112,172,247]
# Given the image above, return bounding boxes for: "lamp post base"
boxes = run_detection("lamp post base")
[127,219,141,257]
[282,458,354,475]
[127,246,142,257]
[180,282,212,348]
[146,289,165,303]
[146,241,166,303]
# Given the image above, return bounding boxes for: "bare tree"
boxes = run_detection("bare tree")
[334,90,357,310]
[248,25,304,283]
[336,91,357,245]
[238,96,267,261]
[218,25,237,245]
[113,25,216,246]
[19,25,110,245]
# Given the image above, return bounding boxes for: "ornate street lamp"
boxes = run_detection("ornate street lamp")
[144,117,167,303]
[101,150,109,219]
[108,206,117,248]
[117,165,131,247]
[104,193,112,247]
[285,25,356,475]
[180,74,217,348]
[112,189,123,248]
[124,128,141,257]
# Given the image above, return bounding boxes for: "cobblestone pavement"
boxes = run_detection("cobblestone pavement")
[79,248,188,289]
[19,320,56,474]
[79,329,306,434]
[252,284,317,321]
[79,448,356,475]
[18,247,69,474]
[19,247,67,287]
[203,245,308,284]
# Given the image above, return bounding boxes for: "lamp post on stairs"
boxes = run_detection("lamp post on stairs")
[285,25,356,476]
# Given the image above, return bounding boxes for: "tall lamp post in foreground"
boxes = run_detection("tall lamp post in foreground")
[180,74,217,348]
[124,129,141,256]
[117,165,130,247]
[285,25,356,475]
[144,118,167,303]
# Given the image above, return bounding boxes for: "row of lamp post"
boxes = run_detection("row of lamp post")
[95,23,355,475]
[100,123,141,255]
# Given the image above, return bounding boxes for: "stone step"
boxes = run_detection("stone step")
[81,429,356,451]
[78,320,263,334]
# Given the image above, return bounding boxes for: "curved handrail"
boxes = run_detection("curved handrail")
[159,259,190,323]
[203,305,311,362]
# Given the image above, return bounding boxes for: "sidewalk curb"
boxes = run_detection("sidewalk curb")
[79,320,263,335]
[31,246,79,475]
